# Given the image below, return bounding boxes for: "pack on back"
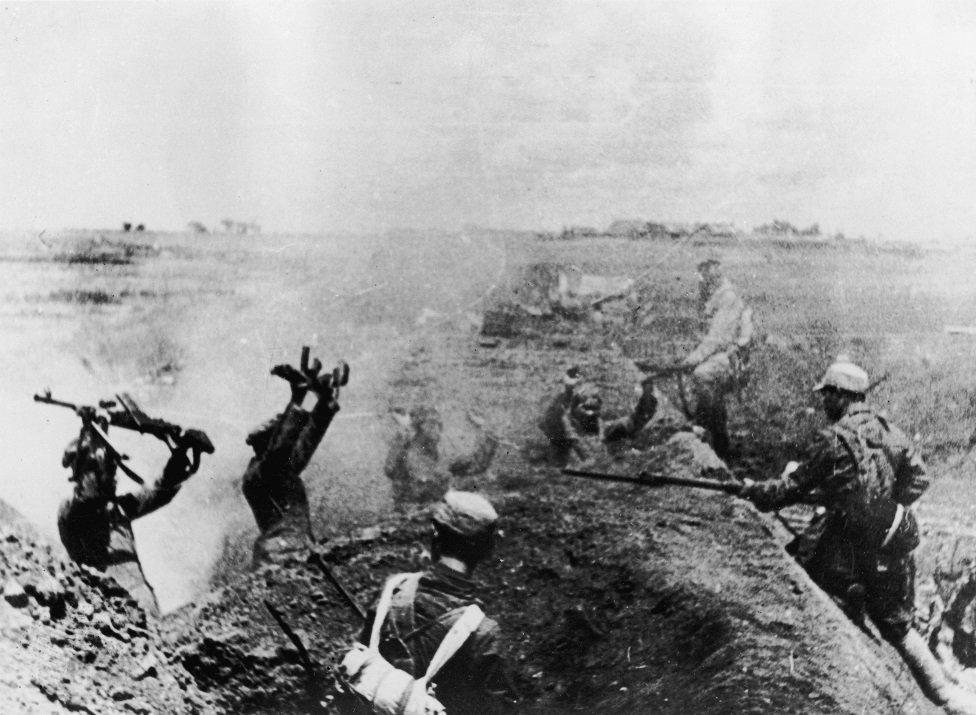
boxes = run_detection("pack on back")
[339,572,484,715]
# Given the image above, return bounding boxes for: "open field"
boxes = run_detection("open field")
[2,227,976,711]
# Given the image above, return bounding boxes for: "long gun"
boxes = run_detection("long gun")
[309,550,367,621]
[562,467,743,494]
[35,390,214,453]
[35,390,215,482]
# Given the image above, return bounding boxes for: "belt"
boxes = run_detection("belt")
[880,503,905,549]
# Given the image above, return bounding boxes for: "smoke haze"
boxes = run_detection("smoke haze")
[1,2,975,241]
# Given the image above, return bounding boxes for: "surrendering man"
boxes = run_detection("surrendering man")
[537,366,602,465]
[385,405,498,506]
[242,349,347,566]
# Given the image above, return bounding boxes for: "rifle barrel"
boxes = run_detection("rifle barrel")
[309,552,367,621]
[561,468,739,494]
[33,394,78,411]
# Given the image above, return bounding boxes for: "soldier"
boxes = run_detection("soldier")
[242,352,346,566]
[385,406,498,505]
[537,366,602,465]
[361,490,519,714]
[739,359,976,713]
[58,408,202,616]
[677,258,754,460]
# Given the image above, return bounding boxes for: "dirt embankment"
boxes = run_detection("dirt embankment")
[0,500,214,713]
[157,313,940,713]
[0,236,957,713]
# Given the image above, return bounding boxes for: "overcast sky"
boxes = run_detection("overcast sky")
[1,1,974,241]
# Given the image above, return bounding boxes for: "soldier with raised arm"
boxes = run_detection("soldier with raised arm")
[58,407,203,617]
[242,348,347,566]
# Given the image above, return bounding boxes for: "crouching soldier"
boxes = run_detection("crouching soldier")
[739,359,976,714]
[58,408,203,617]
[537,366,602,465]
[242,349,347,566]
[360,490,519,714]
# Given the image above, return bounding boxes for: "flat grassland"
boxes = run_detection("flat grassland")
[2,227,974,607]
[1,227,975,712]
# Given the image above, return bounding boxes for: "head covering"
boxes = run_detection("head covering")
[245,413,284,453]
[432,490,498,537]
[813,358,869,394]
[563,365,582,388]
[696,257,721,273]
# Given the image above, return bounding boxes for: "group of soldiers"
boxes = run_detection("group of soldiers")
[537,258,976,713]
[53,348,517,712]
[49,257,976,713]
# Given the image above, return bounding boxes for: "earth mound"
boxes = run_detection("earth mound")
[0,500,213,713]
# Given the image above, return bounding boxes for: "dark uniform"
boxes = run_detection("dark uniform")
[537,382,601,465]
[243,398,338,565]
[58,435,193,616]
[742,403,926,640]
[362,563,519,714]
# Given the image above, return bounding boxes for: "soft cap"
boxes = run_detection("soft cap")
[432,490,498,537]
[813,359,869,394]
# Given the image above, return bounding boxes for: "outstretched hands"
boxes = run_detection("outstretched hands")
[271,346,349,408]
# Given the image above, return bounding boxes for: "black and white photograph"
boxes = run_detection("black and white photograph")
[1,1,976,712]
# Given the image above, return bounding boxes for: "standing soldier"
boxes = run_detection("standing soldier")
[58,408,203,617]
[677,258,753,460]
[359,490,519,714]
[242,349,347,566]
[739,359,976,713]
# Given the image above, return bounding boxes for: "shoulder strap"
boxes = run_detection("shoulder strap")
[416,605,485,686]
[368,572,416,651]
[389,572,422,636]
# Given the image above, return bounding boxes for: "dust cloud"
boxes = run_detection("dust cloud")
[0,228,506,612]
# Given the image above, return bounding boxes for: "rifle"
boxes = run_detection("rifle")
[308,550,367,621]
[265,600,319,678]
[562,467,743,495]
[631,360,694,419]
[35,390,215,482]
[632,360,693,378]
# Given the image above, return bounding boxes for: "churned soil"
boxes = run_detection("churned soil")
[158,314,941,713]
[0,500,214,713]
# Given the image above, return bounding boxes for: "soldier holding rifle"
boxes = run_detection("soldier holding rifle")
[641,258,753,460]
[576,357,975,713]
[42,392,214,616]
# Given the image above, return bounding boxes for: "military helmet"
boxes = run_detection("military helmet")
[432,490,498,538]
[696,257,721,273]
[813,359,869,394]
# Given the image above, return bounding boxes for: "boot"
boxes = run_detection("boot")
[895,629,976,714]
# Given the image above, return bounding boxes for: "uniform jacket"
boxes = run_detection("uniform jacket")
[744,404,927,553]
[362,563,519,714]
[58,453,187,572]
[242,398,338,551]
[686,278,754,367]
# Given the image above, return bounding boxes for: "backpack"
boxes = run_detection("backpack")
[339,573,485,715]
[830,418,919,555]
